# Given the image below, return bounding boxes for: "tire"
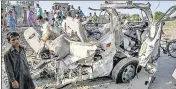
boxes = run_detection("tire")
[111,57,139,83]
[167,40,176,58]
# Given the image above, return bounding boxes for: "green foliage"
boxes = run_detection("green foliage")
[125,14,131,21]
[124,14,140,21]
[131,14,140,21]
[154,11,164,20]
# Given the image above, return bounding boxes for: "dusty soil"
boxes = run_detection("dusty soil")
[162,20,176,39]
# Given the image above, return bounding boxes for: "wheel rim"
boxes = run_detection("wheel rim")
[168,42,176,57]
[122,64,136,82]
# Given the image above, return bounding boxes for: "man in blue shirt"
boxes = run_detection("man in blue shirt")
[78,6,84,18]
[8,10,15,31]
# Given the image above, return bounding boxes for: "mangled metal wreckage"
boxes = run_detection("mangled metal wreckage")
[24,1,176,88]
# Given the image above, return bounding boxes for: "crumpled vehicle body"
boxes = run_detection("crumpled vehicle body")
[23,2,176,89]
[24,15,116,87]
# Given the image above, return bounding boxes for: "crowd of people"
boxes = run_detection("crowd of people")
[1,6,35,31]
[1,3,101,46]
[1,3,100,32]
[1,6,18,31]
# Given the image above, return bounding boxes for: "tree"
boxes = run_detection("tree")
[154,11,164,20]
[125,14,131,21]
[131,14,140,21]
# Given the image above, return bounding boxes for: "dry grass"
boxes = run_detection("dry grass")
[162,20,176,39]
[163,20,176,30]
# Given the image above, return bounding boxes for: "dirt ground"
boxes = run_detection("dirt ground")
[1,22,176,89]
[162,20,176,39]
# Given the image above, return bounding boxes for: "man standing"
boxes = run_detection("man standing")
[50,6,55,26]
[36,4,43,26]
[1,8,8,31]
[44,12,50,24]
[89,13,93,23]
[53,15,62,35]
[77,6,84,18]
[58,6,63,19]
[12,6,18,25]
[54,4,58,14]
[36,4,43,17]
[27,6,35,27]
[70,5,75,18]
[93,12,98,23]
[8,10,15,32]
[4,32,35,89]
[54,4,58,10]
[21,7,27,26]
[44,10,47,18]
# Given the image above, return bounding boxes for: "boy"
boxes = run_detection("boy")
[4,32,35,89]
[8,10,15,31]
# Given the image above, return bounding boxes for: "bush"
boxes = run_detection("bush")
[154,11,164,20]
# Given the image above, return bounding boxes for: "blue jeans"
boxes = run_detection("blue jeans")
[9,22,15,31]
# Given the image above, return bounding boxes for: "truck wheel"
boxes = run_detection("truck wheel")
[112,57,139,83]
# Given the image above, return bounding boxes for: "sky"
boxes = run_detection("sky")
[9,1,176,16]
[38,1,176,16]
